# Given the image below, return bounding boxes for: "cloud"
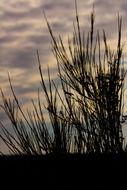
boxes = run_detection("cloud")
[0,0,127,99]
[1,0,127,152]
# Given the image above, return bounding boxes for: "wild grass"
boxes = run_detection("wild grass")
[0,3,126,155]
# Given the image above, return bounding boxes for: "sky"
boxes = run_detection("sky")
[1,0,127,153]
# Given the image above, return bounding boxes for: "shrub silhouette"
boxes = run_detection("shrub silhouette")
[0,4,126,155]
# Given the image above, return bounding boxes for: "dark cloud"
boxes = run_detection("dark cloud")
[27,34,50,46]
[0,35,17,45]
[10,49,36,69]
[0,1,43,21]
[0,48,35,70]
[11,84,38,99]
[6,23,33,33]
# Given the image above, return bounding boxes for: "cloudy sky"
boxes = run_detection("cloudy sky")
[0,0,127,153]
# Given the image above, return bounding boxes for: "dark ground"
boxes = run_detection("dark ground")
[0,153,126,189]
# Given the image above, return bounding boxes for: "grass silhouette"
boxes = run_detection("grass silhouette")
[0,2,126,155]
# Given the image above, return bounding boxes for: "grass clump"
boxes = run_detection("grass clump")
[0,3,126,155]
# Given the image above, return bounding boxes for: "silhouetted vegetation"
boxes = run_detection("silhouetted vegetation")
[0,3,126,155]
